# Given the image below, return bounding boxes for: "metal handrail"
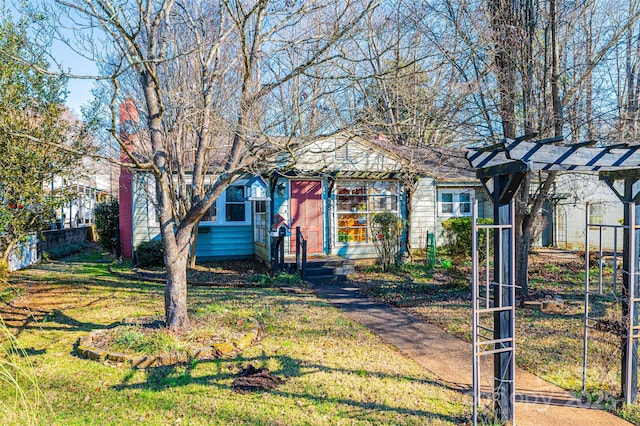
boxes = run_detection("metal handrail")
[295,226,307,280]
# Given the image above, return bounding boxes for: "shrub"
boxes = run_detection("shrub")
[43,242,91,260]
[94,200,119,252]
[370,211,404,271]
[135,240,164,267]
[440,217,493,263]
[249,272,304,287]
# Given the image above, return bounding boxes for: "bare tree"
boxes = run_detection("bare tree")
[418,0,640,296]
[37,0,376,330]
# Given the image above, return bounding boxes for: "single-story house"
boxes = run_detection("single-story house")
[542,172,624,251]
[120,134,491,263]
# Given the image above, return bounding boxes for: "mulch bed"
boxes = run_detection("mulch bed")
[232,364,285,393]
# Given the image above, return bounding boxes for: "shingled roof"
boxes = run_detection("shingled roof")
[363,136,478,182]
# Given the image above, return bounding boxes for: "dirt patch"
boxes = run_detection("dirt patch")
[232,364,285,393]
[109,259,276,288]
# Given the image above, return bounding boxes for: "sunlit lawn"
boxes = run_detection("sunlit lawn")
[0,250,470,425]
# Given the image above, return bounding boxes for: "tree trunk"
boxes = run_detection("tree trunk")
[164,247,190,331]
[188,221,200,268]
[514,0,562,299]
[1,239,17,268]
[515,222,531,299]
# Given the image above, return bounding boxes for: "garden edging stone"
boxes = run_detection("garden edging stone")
[76,317,261,368]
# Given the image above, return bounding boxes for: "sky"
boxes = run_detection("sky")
[63,56,97,116]
[7,1,98,116]
[50,26,99,116]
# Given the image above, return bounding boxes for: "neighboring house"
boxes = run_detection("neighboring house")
[48,152,113,230]
[120,133,491,263]
[543,172,624,251]
[51,173,111,229]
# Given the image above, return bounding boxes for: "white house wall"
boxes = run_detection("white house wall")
[132,174,160,251]
[409,177,437,251]
[553,173,623,251]
[295,135,403,172]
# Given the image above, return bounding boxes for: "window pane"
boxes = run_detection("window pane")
[337,181,366,196]
[337,195,366,211]
[255,200,266,213]
[442,203,453,213]
[255,212,267,244]
[226,186,244,202]
[589,204,604,224]
[226,204,245,221]
[460,202,471,213]
[337,213,367,243]
[441,193,453,203]
[202,201,217,221]
[370,195,396,211]
[335,180,399,242]
[459,193,470,202]
[369,181,393,196]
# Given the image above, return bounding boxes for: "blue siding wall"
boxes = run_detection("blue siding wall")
[196,225,254,260]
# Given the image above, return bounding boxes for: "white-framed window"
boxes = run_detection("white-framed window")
[588,202,604,225]
[144,175,159,228]
[254,200,267,245]
[335,180,399,243]
[438,189,473,217]
[201,184,250,225]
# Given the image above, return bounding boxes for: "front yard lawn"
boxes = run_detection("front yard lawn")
[0,249,469,425]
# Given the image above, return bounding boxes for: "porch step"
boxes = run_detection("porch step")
[306,274,348,284]
[304,265,355,277]
[303,257,355,284]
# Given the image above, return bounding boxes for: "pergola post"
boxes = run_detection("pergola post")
[621,179,640,404]
[600,173,640,404]
[493,174,515,421]
[476,167,525,423]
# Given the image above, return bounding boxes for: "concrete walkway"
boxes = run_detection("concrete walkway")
[314,283,632,426]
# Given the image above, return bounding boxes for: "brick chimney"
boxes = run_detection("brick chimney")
[118,99,138,259]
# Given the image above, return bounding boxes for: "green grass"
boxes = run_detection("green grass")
[0,250,469,425]
[109,327,189,356]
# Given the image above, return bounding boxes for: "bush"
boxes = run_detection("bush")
[94,200,119,252]
[250,272,304,287]
[43,242,91,260]
[135,240,164,267]
[440,217,493,263]
[370,211,404,271]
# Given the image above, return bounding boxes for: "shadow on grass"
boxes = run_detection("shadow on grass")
[112,353,467,424]
[1,303,120,338]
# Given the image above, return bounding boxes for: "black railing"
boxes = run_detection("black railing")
[272,232,285,272]
[295,226,307,280]
[271,226,307,279]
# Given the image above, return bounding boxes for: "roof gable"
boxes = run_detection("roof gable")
[293,134,404,173]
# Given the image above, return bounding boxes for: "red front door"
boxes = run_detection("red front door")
[290,180,323,254]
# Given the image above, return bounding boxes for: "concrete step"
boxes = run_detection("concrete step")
[304,265,354,277]
[305,274,348,284]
